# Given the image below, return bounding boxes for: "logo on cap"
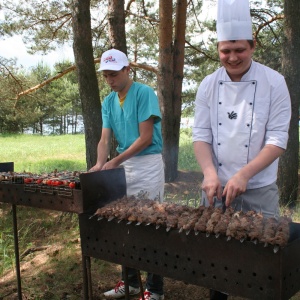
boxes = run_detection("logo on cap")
[103,55,117,64]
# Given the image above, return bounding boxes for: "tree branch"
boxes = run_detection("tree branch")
[254,14,284,39]
[13,58,158,107]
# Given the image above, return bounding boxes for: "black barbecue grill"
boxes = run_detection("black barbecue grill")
[1,163,300,300]
[79,215,300,300]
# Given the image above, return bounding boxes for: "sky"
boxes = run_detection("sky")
[0,0,217,70]
[0,35,74,70]
[0,0,268,70]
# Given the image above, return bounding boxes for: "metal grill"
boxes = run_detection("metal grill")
[0,183,83,213]
[2,164,300,300]
[79,214,300,300]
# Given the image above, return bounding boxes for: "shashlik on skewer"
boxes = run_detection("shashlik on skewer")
[93,196,292,248]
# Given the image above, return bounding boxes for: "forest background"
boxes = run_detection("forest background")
[0,0,299,206]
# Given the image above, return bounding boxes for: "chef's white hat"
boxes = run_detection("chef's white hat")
[217,0,253,42]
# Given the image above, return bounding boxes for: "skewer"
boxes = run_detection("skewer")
[89,213,97,219]
[85,195,292,251]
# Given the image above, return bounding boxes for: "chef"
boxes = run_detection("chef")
[193,1,291,298]
[193,0,291,220]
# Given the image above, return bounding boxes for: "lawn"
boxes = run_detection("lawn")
[0,131,199,173]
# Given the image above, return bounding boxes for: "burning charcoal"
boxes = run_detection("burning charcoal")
[194,206,214,234]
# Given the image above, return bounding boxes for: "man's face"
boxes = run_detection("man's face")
[102,66,130,92]
[218,40,256,81]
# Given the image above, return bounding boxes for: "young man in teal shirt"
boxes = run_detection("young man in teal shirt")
[90,49,165,300]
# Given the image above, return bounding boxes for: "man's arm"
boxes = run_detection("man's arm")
[89,128,111,172]
[193,141,222,205]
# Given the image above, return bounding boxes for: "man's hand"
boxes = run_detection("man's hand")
[101,159,120,170]
[222,173,248,206]
[202,173,222,206]
[89,164,102,172]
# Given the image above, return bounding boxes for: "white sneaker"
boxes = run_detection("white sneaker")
[139,290,164,300]
[103,281,140,299]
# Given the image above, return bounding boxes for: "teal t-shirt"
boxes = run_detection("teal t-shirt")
[102,82,163,155]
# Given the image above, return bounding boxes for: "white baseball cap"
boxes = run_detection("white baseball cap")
[217,0,253,42]
[98,49,129,71]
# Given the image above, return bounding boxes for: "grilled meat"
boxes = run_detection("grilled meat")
[92,196,292,248]
[268,216,292,247]
[213,206,234,236]
[248,212,264,242]
[261,217,278,244]
[194,206,214,233]
[206,207,223,234]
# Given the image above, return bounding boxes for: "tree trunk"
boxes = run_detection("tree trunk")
[71,0,102,169]
[171,0,187,179]
[107,0,127,54]
[158,0,187,182]
[107,0,127,160]
[278,0,300,206]
[158,0,174,182]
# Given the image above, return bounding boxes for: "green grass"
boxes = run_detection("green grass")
[0,131,198,173]
[178,128,200,172]
[0,132,199,279]
[0,134,87,173]
[0,133,300,298]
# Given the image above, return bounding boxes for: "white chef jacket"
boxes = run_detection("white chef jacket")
[192,60,291,189]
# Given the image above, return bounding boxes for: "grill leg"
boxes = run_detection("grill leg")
[82,255,93,299]
[138,270,144,300]
[12,204,22,300]
[123,266,130,300]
